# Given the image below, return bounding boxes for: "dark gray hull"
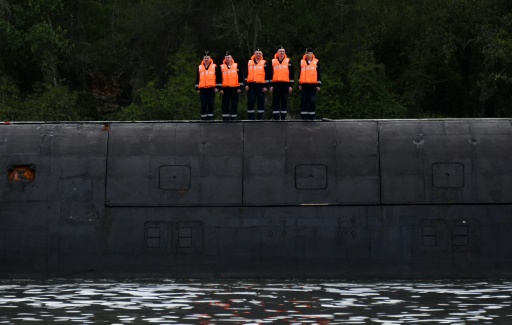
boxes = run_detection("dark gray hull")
[1,120,512,279]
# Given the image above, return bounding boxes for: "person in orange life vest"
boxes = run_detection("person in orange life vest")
[244,48,270,120]
[219,51,244,121]
[195,51,221,120]
[298,47,322,121]
[269,45,295,120]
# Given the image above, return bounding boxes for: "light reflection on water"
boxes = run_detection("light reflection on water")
[0,279,510,324]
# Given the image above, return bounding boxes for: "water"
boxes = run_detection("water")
[0,279,511,324]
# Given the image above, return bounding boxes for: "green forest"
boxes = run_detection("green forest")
[0,0,511,121]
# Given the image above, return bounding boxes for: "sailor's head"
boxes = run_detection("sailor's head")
[305,47,313,60]
[254,47,263,59]
[277,45,285,58]
[224,51,232,63]
[203,51,211,63]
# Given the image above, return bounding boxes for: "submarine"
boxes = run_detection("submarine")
[1,119,512,279]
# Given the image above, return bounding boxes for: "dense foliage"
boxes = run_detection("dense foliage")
[0,0,511,121]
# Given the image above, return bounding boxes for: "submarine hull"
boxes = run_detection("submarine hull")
[1,120,512,279]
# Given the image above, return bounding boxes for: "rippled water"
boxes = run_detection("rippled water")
[0,279,511,324]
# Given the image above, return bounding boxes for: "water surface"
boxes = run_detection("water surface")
[0,279,510,324]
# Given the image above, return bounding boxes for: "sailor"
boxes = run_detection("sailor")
[269,45,295,120]
[195,51,221,120]
[298,47,321,121]
[245,48,269,120]
[219,51,244,121]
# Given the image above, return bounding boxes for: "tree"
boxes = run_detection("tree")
[0,76,21,121]
[0,0,71,87]
[116,45,198,121]
[2,0,512,121]
[24,85,79,121]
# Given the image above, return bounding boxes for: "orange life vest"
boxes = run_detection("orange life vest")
[198,61,217,88]
[247,56,266,83]
[299,56,319,84]
[221,61,240,87]
[272,56,290,82]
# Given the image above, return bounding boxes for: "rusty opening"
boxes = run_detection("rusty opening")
[8,165,35,182]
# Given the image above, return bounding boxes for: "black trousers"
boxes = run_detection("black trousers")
[221,87,239,121]
[199,87,215,120]
[247,83,266,120]
[300,84,318,121]
[272,83,290,120]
